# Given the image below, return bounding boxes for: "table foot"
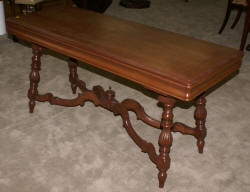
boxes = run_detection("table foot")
[28,44,42,113]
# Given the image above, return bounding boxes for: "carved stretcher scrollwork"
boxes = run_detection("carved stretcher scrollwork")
[28,44,207,188]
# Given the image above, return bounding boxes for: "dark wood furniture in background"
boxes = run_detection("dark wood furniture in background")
[119,0,187,8]
[219,0,247,34]
[240,2,250,50]
[9,0,44,16]
[72,0,112,13]
[219,0,250,50]
[8,0,112,16]
[119,0,150,8]
[6,7,243,189]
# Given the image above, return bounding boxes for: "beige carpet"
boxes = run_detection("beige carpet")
[0,0,250,191]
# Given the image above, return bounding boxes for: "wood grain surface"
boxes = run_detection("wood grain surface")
[6,7,243,101]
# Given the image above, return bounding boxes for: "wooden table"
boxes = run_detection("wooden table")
[6,7,243,189]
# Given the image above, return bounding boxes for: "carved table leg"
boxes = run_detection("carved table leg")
[28,44,42,113]
[28,48,208,188]
[157,96,176,188]
[68,58,87,93]
[68,58,78,94]
[194,95,207,153]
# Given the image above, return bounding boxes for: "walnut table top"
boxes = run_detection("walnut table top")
[6,7,243,101]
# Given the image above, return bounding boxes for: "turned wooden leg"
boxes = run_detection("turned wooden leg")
[157,96,176,188]
[28,44,42,113]
[218,0,232,34]
[194,95,207,153]
[68,58,78,94]
[230,7,243,29]
[240,6,250,50]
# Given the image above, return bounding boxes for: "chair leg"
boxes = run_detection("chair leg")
[219,0,233,34]
[246,44,250,51]
[231,7,243,29]
[12,35,19,42]
[240,24,249,50]
[240,4,250,51]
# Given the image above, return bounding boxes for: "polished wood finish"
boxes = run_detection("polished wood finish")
[6,7,243,101]
[6,7,243,189]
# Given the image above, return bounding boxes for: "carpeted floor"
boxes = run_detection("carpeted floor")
[0,0,250,191]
